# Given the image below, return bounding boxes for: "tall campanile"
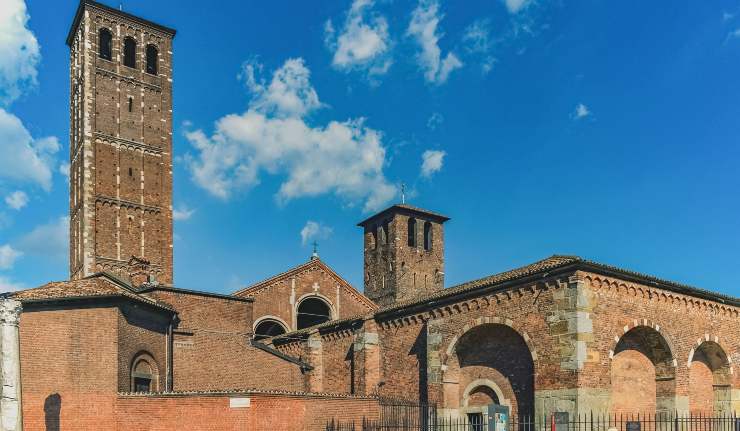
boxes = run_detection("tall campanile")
[67,1,175,284]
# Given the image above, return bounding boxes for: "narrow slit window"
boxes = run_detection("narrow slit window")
[407,217,417,247]
[123,37,137,69]
[145,44,158,75]
[128,97,133,112]
[128,167,133,177]
[423,221,433,251]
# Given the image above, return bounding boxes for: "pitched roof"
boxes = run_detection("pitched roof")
[232,258,378,311]
[378,255,740,315]
[274,254,739,340]
[357,204,450,227]
[10,272,174,312]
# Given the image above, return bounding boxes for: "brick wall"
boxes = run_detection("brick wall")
[114,392,380,431]
[19,303,120,430]
[117,302,170,391]
[582,271,740,413]
[146,288,307,391]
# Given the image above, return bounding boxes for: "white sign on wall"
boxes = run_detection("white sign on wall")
[229,397,251,408]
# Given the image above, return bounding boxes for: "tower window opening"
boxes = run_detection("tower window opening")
[128,167,133,177]
[423,221,433,251]
[123,37,137,69]
[98,28,112,60]
[407,217,417,247]
[128,97,133,112]
[145,44,158,75]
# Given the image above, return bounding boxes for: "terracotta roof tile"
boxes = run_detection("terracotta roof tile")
[11,273,174,311]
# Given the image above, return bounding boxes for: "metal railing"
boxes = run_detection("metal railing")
[327,411,740,431]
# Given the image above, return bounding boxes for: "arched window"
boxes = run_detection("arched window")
[296,297,331,330]
[145,44,158,75]
[423,221,433,251]
[123,37,137,69]
[253,319,288,341]
[98,28,112,60]
[407,218,417,247]
[127,96,133,112]
[130,353,158,392]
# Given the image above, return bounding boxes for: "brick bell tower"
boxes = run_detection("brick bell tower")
[67,1,176,284]
[358,204,449,307]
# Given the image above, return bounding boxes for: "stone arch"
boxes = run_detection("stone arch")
[688,337,733,414]
[130,351,159,393]
[296,294,334,330]
[609,322,677,414]
[441,319,536,419]
[253,315,290,341]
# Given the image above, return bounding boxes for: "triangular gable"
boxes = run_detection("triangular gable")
[233,259,378,311]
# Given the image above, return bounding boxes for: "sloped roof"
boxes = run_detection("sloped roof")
[272,254,739,339]
[357,204,450,227]
[233,258,378,311]
[10,272,174,312]
[378,254,740,315]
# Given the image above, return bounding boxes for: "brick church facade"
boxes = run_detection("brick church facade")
[6,1,739,430]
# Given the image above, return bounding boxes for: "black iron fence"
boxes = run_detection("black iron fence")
[327,410,740,431]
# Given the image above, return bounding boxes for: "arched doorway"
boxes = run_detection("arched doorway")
[443,323,534,419]
[689,341,732,414]
[253,318,288,341]
[296,296,332,330]
[611,326,675,413]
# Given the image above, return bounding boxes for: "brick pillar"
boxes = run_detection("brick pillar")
[353,321,380,395]
[426,321,442,405]
[0,299,22,431]
[305,332,323,393]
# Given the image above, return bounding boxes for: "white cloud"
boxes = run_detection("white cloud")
[59,162,70,177]
[426,112,443,130]
[5,190,28,210]
[172,205,195,221]
[407,0,463,85]
[0,244,22,270]
[572,103,591,120]
[0,0,40,106]
[240,58,322,119]
[300,221,333,246]
[504,0,532,14]
[723,12,735,22]
[463,19,492,54]
[186,58,396,212]
[0,108,59,191]
[18,216,68,260]
[728,28,740,40]
[462,19,498,75]
[326,0,392,79]
[420,149,446,178]
[0,275,24,293]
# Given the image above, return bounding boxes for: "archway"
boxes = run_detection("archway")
[443,323,534,419]
[253,318,288,341]
[689,341,732,414]
[611,326,675,413]
[296,296,332,330]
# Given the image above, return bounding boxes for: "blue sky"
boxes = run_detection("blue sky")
[1,0,739,297]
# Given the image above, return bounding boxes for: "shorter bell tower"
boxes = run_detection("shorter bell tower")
[358,204,449,307]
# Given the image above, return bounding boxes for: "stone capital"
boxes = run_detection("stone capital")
[0,299,22,326]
